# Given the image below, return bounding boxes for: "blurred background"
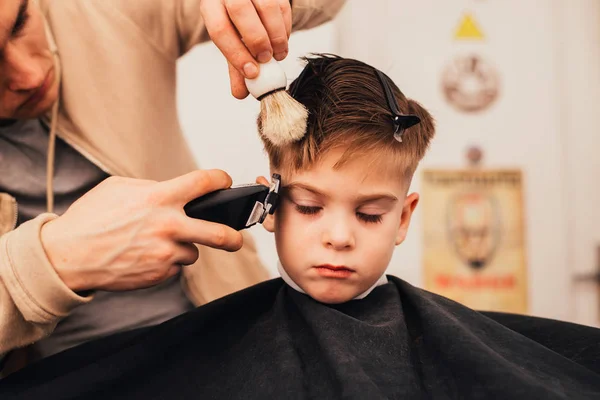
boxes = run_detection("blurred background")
[176,1,600,327]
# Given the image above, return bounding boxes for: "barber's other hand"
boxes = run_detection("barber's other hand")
[255,176,269,186]
[200,0,292,99]
[40,170,243,292]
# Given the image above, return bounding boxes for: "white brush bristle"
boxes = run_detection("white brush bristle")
[259,91,308,146]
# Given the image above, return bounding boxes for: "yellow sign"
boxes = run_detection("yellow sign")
[421,169,528,314]
[455,13,485,40]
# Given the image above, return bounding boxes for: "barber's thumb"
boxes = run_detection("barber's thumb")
[229,63,250,100]
[162,169,232,204]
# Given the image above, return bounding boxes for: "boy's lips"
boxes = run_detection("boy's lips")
[313,264,355,278]
[19,69,54,111]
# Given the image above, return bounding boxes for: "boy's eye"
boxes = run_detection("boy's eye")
[357,212,383,224]
[12,5,29,37]
[295,205,383,223]
[295,205,321,215]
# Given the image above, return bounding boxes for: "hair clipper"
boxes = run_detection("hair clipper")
[184,174,281,231]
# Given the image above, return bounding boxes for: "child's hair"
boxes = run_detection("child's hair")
[257,53,435,180]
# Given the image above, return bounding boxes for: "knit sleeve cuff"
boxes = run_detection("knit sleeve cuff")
[0,213,93,324]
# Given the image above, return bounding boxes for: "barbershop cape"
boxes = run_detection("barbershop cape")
[2,276,600,400]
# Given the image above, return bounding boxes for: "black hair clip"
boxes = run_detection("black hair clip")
[374,69,421,142]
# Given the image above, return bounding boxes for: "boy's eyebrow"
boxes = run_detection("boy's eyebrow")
[283,183,398,203]
[283,183,328,199]
[355,193,398,204]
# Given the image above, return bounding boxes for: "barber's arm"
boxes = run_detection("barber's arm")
[0,170,241,356]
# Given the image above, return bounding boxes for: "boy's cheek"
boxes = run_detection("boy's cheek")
[362,238,396,263]
[276,201,301,225]
[273,207,299,238]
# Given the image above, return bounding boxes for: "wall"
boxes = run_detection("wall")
[559,0,600,326]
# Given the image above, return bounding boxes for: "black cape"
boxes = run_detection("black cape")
[2,276,600,399]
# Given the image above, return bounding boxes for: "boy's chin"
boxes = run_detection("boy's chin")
[304,284,362,304]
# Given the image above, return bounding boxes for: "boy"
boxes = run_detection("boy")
[255,53,434,305]
[1,54,600,400]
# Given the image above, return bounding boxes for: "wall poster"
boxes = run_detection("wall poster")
[421,169,528,313]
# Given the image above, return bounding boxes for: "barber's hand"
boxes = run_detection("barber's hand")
[200,0,292,99]
[255,176,269,186]
[40,170,243,292]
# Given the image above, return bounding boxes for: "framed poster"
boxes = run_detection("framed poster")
[421,169,528,313]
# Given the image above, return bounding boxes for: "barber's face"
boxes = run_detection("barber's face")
[265,148,419,304]
[0,0,58,120]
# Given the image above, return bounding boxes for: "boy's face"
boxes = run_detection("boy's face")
[264,147,419,304]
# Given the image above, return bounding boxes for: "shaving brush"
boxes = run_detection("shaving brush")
[245,59,308,146]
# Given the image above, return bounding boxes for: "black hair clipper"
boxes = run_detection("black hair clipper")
[184,174,281,231]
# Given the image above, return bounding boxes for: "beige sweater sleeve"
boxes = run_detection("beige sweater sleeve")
[0,214,92,356]
[175,0,348,55]
[82,0,345,61]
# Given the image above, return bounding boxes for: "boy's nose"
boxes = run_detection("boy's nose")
[322,217,355,250]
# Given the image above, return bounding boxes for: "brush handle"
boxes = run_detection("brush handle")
[245,59,287,99]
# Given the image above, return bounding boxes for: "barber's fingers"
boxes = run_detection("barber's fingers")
[225,0,273,63]
[202,0,260,79]
[255,175,270,186]
[252,0,289,61]
[156,244,196,282]
[229,62,250,99]
[173,242,200,266]
[164,265,183,281]
[175,216,244,252]
[158,169,233,205]
[278,0,292,39]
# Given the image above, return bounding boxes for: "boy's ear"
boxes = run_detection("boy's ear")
[261,213,275,233]
[256,174,276,232]
[395,192,419,245]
